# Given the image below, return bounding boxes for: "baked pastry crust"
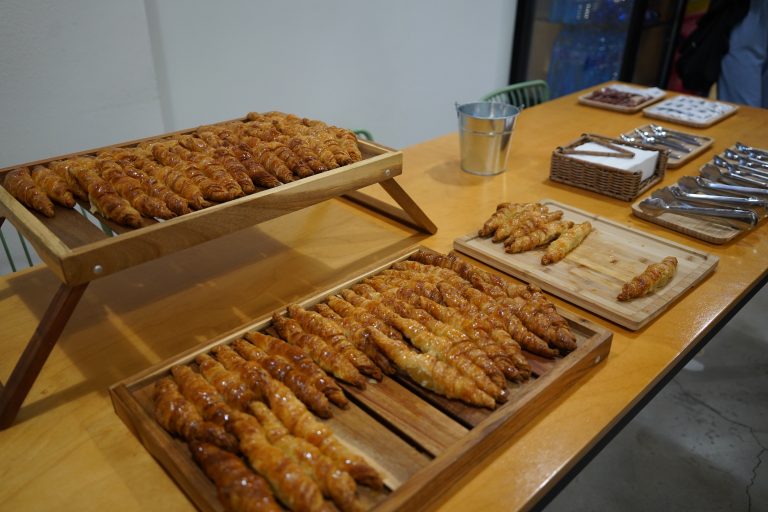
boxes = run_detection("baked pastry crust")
[4,167,55,217]
[541,221,592,265]
[618,256,678,301]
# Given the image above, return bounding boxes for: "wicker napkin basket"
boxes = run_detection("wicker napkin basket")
[550,133,668,201]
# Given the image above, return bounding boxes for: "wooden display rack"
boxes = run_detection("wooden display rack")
[0,126,436,429]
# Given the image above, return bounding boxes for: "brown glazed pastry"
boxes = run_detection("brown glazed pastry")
[30,165,76,208]
[541,221,592,265]
[501,209,564,242]
[504,220,574,253]
[265,141,314,178]
[226,338,334,418]
[99,159,176,219]
[351,283,506,390]
[369,326,497,409]
[492,205,551,243]
[188,152,253,195]
[617,256,678,301]
[250,402,363,512]
[4,167,55,217]
[330,127,363,163]
[340,290,506,402]
[264,378,383,490]
[69,166,143,227]
[325,294,405,342]
[140,159,208,210]
[478,202,538,238]
[153,377,238,451]
[189,441,282,512]
[175,162,233,202]
[122,164,191,216]
[170,364,232,426]
[48,160,88,201]
[279,135,329,173]
[210,344,270,404]
[228,411,330,512]
[196,353,257,411]
[239,332,347,409]
[228,144,283,188]
[313,303,396,375]
[243,140,295,183]
[271,313,367,389]
[286,304,382,380]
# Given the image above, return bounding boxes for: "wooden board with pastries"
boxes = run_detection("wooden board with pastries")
[0,112,416,286]
[110,247,612,512]
[453,200,719,330]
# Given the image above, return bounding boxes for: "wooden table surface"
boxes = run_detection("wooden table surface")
[1,84,766,511]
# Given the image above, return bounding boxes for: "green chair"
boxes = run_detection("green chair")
[481,79,550,109]
[353,129,374,141]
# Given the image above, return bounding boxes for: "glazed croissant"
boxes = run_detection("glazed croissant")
[3,167,55,217]
[31,165,76,208]
[189,441,282,512]
[618,256,678,301]
[541,221,592,265]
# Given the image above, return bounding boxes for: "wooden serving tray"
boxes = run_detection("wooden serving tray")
[578,85,665,114]
[642,96,739,128]
[110,247,612,512]
[630,196,745,244]
[453,201,719,330]
[0,122,423,287]
[620,125,713,169]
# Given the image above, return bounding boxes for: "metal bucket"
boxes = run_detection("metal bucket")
[456,101,520,175]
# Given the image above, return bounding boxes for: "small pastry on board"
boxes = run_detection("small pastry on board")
[617,256,678,301]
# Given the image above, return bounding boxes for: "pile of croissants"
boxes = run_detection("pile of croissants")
[2,111,363,227]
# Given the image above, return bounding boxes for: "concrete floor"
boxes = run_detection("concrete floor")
[544,283,768,512]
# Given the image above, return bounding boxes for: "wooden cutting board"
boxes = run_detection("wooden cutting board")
[454,200,719,330]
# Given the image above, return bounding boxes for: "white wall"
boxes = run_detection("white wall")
[146,0,517,149]
[0,0,515,273]
[0,0,164,168]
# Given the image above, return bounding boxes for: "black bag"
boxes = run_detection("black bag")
[676,0,750,93]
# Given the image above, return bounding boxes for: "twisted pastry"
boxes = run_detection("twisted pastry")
[30,165,75,208]
[153,377,238,451]
[189,441,282,512]
[241,332,348,409]
[4,167,55,217]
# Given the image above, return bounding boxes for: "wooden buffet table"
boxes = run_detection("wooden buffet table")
[1,84,766,511]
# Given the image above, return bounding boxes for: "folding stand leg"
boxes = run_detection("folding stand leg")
[343,178,438,234]
[0,282,89,429]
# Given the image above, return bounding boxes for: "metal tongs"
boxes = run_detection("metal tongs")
[736,142,768,161]
[633,128,691,153]
[649,124,703,146]
[723,149,768,170]
[701,163,768,189]
[680,175,768,199]
[671,181,768,219]
[713,156,768,182]
[638,188,758,229]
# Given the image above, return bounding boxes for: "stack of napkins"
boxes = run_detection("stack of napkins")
[567,142,659,181]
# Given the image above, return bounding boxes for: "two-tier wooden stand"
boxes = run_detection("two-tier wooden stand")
[0,132,436,429]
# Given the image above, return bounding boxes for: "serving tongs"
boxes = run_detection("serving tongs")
[649,124,703,146]
[713,156,768,182]
[736,142,768,161]
[684,175,768,199]
[722,149,768,170]
[638,188,758,230]
[701,163,768,189]
[671,182,768,218]
[633,129,691,153]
